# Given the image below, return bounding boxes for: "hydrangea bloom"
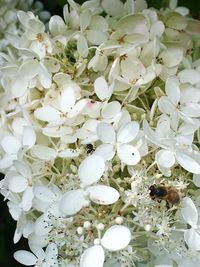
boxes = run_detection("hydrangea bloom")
[1,0,200,266]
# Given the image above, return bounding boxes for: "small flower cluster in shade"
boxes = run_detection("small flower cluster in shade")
[1,0,200,266]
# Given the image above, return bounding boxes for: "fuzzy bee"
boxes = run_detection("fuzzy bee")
[149,184,180,205]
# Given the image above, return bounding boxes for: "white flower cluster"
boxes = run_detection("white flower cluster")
[1,0,200,266]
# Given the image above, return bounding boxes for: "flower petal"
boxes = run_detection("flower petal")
[181,197,198,226]
[34,106,61,122]
[178,69,200,85]
[101,225,131,251]
[165,76,180,106]
[80,245,105,267]
[78,155,105,186]
[87,185,120,205]
[22,127,36,149]
[8,175,27,193]
[184,228,200,251]
[1,136,21,155]
[158,96,176,114]
[14,161,32,178]
[101,101,121,119]
[94,144,115,161]
[14,250,37,266]
[176,152,200,174]
[117,121,139,144]
[96,123,116,144]
[156,149,175,168]
[31,145,57,161]
[117,144,140,165]
[94,76,112,101]
[22,187,34,211]
[59,189,85,216]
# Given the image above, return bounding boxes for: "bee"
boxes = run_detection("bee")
[86,144,94,154]
[149,184,180,205]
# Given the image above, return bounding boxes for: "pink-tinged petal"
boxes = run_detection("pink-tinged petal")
[80,245,105,267]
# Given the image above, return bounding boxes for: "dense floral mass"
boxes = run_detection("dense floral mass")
[1,0,200,266]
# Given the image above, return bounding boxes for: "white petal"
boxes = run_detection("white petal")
[150,21,165,38]
[34,106,61,122]
[156,149,175,168]
[117,144,140,165]
[78,155,105,186]
[8,175,27,193]
[80,245,105,267]
[68,99,87,118]
[101,225,131,251]
[160,48,183,68]
[86,30,108,45]
[165,76,180,106]
[14,161,32,178]
[184,228,200,251]
[117,121,139,143]
[34,214,52,236]
[77,34,88,58]
[49,15,66,36]
[59,86,76,113]
[158,96,176,114]
[101,101,121,119]
[12,117,28,135]
[45,243,58,266]
[1,136,21,154]
[176,152,200,174]
[20,59,40,78]
[22,187,34,211]
[38,64,51,88]
[11,78,29,98]
[96,123,116,144]
[178,69,200,85]
[58,149,80,158]
[94,144,115,161]
[23,127,36,149]
[30,246,45,261]
[193,174,200,187]
[34,186,58,202]
[94,76,112,101]
[14,250,37,266]
[59,189,85,216]
[87,185,120,205]
[31,145,57,160]
[181,197,198,226]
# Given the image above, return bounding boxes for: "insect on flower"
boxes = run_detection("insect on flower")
[149,184,180,205]
[86,144,94,154]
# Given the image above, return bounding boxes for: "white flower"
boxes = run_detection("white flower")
[80,225,131,267]
[14,243,58,267]
[95,121,141,165]
[181,197,200,251]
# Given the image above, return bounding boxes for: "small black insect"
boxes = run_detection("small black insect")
[86,144,94,154]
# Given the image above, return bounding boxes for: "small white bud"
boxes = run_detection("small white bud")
[97,223,104,231]
[115,216,123,224]
[83,200,90,207]
[83,221,91,229]
[77,227,84,235]
[144,224,151,232]
[94,238,100,245]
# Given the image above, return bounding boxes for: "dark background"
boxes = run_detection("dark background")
[1,0,200,266]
